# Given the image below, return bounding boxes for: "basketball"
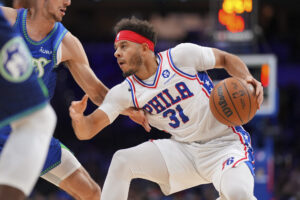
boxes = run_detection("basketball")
[209,77,258,126]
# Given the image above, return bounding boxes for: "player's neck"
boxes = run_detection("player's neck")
[135,56,158,80]
[26,9,56,41]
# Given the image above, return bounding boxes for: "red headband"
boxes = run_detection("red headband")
[115,30,154,52]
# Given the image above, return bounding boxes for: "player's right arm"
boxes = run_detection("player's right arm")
[172,43,263,108]
[61,32,109,106]
[0,6,17,25]
[69,82,131,140]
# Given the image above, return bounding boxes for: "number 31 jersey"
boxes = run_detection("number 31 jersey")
[100,43,237,143]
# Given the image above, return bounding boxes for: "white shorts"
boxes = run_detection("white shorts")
[41,147,81,186]
[153,135,254,195]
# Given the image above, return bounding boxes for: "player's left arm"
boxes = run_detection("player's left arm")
[61,32,109,106]
[212,48,263,108]
[61,33,150,131]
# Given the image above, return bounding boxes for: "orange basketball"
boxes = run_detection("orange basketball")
[209,77,258,126]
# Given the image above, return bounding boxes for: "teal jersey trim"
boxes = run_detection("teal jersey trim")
[22,10,58,46]
[0,101,47,128]
[40,160,61,176]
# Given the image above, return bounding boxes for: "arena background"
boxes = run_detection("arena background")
[6,0,300,199]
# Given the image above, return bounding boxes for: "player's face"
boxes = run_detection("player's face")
[114,40,143,77]
[44,0,71,22]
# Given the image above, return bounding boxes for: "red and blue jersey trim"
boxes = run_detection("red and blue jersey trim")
[195,72,255,175]
[132,53,163,88]
[231,126,255,175]
[125,77,140,108]
[196,72,214,98]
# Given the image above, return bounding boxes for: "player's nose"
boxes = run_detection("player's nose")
[114,49,121,58]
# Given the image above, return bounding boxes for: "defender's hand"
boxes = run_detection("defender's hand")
[127,108,151,132]
[69,94,89,121]
[245,76,264,109]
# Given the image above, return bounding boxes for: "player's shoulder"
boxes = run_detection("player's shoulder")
[61,31,76,45]
[171,43,205,55]
[0,6,17,25]
[61,32,82,61]
[111,80,132,94]
[105,80,132,104]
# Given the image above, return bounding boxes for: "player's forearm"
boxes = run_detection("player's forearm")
[72,109,110,140]
[72,116,95,140]
[222,53,253,79]
[67,63,109,106]
[88,82,109,106]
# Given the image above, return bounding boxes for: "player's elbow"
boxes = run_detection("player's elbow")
[90,94,104,106]
[90,88,108,106]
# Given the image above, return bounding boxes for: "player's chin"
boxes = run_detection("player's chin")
[122,71,134,78]
[55,15,63,22]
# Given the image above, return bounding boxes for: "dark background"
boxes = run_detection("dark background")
[5,0,300,199]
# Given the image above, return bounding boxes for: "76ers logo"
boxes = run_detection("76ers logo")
[222,157,235,170]
[0,37,33,83]
[162,69,170,78]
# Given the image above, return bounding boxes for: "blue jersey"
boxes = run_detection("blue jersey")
[0,8,48,128]
[6,8,70,173]
[14,8,68,99]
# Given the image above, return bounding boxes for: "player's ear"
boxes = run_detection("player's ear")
[141,43,150,52]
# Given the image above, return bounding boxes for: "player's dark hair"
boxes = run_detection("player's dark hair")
[114,16,157,46]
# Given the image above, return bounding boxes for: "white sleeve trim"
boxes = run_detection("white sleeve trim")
[98,81,132,123]
[56,43,62,65]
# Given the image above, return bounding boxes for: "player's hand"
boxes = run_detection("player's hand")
[245,76,264,109]
[69,94,89,121]
[126,108,151,132]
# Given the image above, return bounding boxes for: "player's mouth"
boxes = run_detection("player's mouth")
[118,60,126,68]
[60,8,66,16]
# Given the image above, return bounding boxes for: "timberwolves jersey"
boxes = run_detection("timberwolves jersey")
[14,8,68,99]
[0,8,48,128]
[0,8,64,174]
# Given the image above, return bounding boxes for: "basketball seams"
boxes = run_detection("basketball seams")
[223,79,244,124]
[211,85,236,126]
[235,78,252,122]
[209,77,257,126]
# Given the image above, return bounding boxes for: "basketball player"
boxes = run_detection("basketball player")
[0,1,148,199]
[0,0,56,199]
[70,17,264,200]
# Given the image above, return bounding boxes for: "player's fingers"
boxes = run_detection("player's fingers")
[256,82,262,96]
[257,92,264,108]
[143,119,151,132]
[81,94,89,104]
[69,107,75,117]
[71,101,79,108]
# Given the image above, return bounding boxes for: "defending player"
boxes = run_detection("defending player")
[0,0,56,199]
[1,1,148,199]
[70,17,263,200]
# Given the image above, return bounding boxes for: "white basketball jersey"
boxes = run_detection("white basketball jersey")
[125,49,235,143]
[100,43,250,144]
